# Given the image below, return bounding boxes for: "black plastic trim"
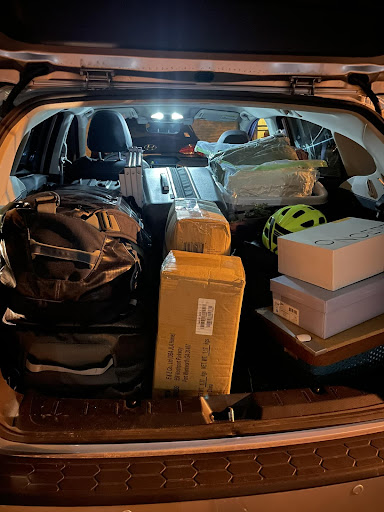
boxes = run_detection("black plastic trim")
[2,431,384,506]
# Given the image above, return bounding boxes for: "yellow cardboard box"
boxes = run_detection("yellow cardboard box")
[165,198,231,255]
[153,250,245,398]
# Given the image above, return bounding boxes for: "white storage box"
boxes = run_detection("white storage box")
[278,217,384,290]
[271,274,384,338]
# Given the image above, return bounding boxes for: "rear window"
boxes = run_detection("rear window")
[126,119,198,155]
[125,118,240,157]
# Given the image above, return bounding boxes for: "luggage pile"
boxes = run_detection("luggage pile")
[257,216,384,386]
[1,149,382,401]
[0,160,239,399]
[0,187,153,397]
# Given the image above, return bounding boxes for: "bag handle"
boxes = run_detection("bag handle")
[33,192,60,214]
[30,239,100,267]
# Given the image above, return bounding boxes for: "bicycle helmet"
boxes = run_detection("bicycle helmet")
[262,204,327,254]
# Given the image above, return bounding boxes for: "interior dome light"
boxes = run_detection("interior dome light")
[151,112,164,120]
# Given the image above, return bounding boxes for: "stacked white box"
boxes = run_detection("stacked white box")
[120,147,144,206]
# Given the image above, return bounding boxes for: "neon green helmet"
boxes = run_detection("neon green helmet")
[262,204,327,254]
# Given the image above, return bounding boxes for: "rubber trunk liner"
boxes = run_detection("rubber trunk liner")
[10,387,384,444]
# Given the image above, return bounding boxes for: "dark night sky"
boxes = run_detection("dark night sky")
[1,0,384,57]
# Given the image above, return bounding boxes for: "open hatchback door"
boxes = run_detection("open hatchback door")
[0,2,384,510]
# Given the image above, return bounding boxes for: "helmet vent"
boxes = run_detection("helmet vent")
[319,217,326,224]
[280,208,290,216]
[292,209,305,218]
[301,219,315,228]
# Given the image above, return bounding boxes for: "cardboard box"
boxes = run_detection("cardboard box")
[165,199,231,255]
[271,274,384,338]
[278,217,384,290]
[153,250,245,397]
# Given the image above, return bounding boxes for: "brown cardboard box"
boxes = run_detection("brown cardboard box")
[153,250,245,398]
[278,217,384,290]
[165,198,231,255]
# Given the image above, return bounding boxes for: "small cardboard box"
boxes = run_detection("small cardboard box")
[271,274,384,339]
[153,250,245,398]
[278,217,384,290]
[165,199,231,255]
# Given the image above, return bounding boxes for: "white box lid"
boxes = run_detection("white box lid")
[279,217,384,251]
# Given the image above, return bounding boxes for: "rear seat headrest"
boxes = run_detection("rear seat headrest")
[87,110,133,153]
[217,130,249,144]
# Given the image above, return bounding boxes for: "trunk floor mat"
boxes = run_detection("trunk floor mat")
[10,386,384,444]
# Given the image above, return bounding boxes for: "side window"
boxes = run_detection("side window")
[66,116,80,163]
[13,116,57,175]
[283,118,346,177]
[15,133,33,173]
[85,117,92,157]
[251,118,269,140]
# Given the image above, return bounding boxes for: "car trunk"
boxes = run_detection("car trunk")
[0,118,383,444]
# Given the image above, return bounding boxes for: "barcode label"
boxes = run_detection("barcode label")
[273,299,300,325]
[184,242,204,253]
[196,298,216,335]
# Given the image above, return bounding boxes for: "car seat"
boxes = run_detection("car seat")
[69,110,133,181]
[217,130,249,144]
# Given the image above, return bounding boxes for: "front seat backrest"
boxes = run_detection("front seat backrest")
[217,130,249,144]
[69,110,133,181]
[87,110,132,154]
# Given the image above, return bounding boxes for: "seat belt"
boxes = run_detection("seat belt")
[59,142,72,185]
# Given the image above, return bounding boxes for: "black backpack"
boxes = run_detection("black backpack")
[0,187,149,324]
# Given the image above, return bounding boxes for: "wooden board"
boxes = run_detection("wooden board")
[256,308,384,366]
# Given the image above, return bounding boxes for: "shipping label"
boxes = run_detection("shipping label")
[196,298,216,335]
[273,299,300,325]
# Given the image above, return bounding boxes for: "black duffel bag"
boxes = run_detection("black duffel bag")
[0,187,149,324]
[2,304,154,398]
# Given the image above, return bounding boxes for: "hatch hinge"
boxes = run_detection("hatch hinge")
[290,76,322,96]
[80,69,115,90]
